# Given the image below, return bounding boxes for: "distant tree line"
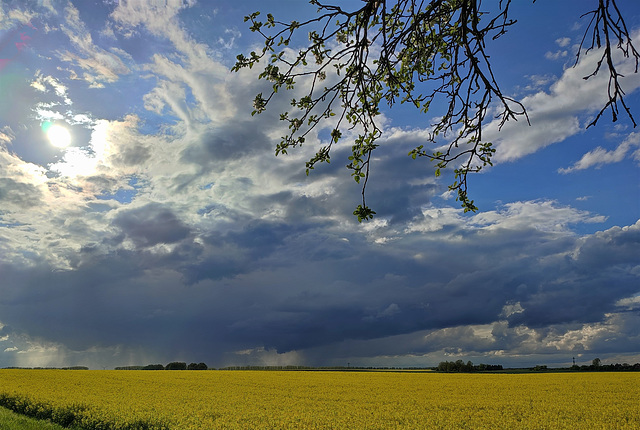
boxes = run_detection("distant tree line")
[220,365,316,371]
[436,360,503,373]
[570,358,640,372]
[115,362,208,370]
[217,365,420,371]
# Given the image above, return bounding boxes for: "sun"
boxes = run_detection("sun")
[46,124,72,148]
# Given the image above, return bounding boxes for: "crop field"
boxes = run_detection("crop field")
[0,369,638,429]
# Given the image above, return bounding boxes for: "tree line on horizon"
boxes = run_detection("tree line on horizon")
[436,360,503,373]
[436,358,640,373]
[570,358,640,372]
[4,358,639,371]
[115,362,208,370]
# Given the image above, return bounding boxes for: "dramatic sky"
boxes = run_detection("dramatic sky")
[1,0,639,369]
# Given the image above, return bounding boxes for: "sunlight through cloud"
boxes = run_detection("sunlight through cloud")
[44,123,72,148]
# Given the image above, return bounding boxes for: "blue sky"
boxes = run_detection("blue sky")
[0,0,639,369]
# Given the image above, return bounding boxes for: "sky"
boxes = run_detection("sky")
[0,0,639,370]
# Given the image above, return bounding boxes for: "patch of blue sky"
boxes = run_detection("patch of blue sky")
[470,136,638,234]
[69,75,155,121]
[182,84,203,119]
[198,204,220,216]
[135,113,169,136]
[97,177,141,204]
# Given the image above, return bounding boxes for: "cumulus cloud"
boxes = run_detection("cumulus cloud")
[544,50,569,61]
[469,200,607,232]
[31,72,71,104]
[544,37,572,60]
[488,32,640,162]
[559,132,640,173]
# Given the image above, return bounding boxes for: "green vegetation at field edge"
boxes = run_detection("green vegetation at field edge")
[0,406,68,430]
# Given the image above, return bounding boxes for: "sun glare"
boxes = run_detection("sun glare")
[46,124,71,148]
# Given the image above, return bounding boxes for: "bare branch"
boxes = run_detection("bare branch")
[577,0,639,128]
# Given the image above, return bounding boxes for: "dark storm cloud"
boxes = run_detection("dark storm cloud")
[179,219,342,284]
[362,143,439,223]
[178,230,249,284]
[3,183,634,367]
[0,219,638,368]
[213,221,640,356]
[113,203,191,248]
[508,232,640,328]
[0,258,179,351]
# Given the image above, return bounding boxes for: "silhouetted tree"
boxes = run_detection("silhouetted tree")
[142,364,165,370]
[187,362,208,370]
[165,362,187,370]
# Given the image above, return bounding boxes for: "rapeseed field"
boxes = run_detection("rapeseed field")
[0,369,638,429]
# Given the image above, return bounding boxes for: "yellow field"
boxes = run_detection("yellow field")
[0,369,639,429]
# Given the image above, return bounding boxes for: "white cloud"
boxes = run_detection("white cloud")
[48,115,150,183]
[0,127,14,146]
[218,28,241,50]
[110,0,232,126]
[544,50,568,60]
[0,117,149,269]
[405,207,464,234]
[489,31,640,162]
[325,309,640,366]
[522,74,557,92]
[470,200,607,232]
[407,200,606,236]
[58,3,130,85]
[615,294,640,310]
[1,8,36,28]
[559,132,640,173]
[500,302,524,318]
[110,0,204,60]
[31,72,71,103]
[542,312,639,353]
